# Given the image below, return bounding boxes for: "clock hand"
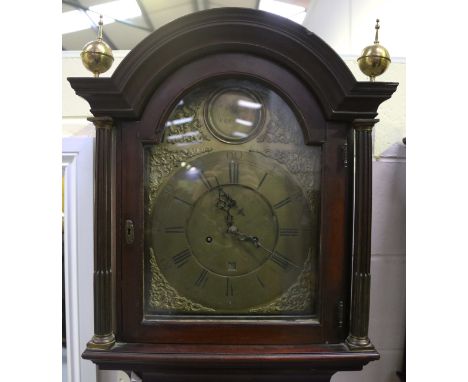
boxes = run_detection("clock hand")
[255,239,301,269]
[228,227,300,270]
[216,187,239,229]
[227,225,260,247]
[225,209,234,228]
[216,187,236,210]
[227,226,264,265]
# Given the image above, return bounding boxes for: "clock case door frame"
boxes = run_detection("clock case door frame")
[117,52,349,345]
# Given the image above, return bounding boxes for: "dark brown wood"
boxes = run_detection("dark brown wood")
[319,123,352,344]
[83,343,378,381]
[66,6,398,380]
[128,52,326,145]
[87,117,115,349]
[116,52,346,345]
[67,8,397,121]
[346,119,378,349]
[131,372,335,382]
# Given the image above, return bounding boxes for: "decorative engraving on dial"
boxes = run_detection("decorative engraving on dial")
[163,97,211,144]
[256,110,303,145]
[148,248,215,312]
[249,250,315,313]
[251,148,321,214]
[145,146,212,215]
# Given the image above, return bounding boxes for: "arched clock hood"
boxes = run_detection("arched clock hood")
[68,7,397,121]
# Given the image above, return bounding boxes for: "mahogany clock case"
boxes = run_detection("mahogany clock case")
[118,52,345,345]
[68,7,397,380]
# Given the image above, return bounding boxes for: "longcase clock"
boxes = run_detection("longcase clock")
[69,8,398,382]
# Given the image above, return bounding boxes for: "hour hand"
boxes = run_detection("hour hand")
[216,188,237,228]
[216,187,236,211]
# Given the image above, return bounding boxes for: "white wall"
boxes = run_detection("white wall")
[62,137,98,382]
[333,156,406,382]
[303,0,407,57]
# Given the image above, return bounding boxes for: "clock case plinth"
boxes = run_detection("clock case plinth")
[69,7,397,381]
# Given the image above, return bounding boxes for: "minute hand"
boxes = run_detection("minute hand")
[254,240,301,270]
[227,227,300,269]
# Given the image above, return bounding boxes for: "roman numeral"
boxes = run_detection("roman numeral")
[198,171,213,190]
[164,226,185,234]
[273,197,292,210]
[226,151,243,161]
[257,172,268,189]
[172,249,191,268]
[174,196,193,207]
[225,278,234,296]
[194,269,208,287]
[279,228,299,237]
[273,192,301,210]
[270,252,299,271]
[229,161,239,184]
[256,275,265,288]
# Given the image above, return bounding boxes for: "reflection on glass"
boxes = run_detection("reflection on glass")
[144,77,321,320]
[166,116,194,126]
[205,88,264,144]
[237,99,262,109]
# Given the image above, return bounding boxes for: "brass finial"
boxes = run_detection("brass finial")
[357,18,391,82]
[80,15,114,77]
[374,19,380,43]
[97,14,104,40]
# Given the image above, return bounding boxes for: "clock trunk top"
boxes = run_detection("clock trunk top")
[68,7,397,122]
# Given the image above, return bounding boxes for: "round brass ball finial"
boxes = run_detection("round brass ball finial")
[80,15,114,77]
[357,19,391,82]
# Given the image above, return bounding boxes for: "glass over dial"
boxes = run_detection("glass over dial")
[149,150,314,312]
[144,77,321,317]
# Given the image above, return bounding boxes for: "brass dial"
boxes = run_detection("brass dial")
[149,150,314,313]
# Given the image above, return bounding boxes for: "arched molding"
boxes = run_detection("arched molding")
[68,8,397,121]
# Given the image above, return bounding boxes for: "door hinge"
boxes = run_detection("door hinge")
[337,300,344,328]
[125,219,134,245]
[341,143,348,168]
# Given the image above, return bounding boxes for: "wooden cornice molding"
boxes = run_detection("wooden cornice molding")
[68,8,398,122]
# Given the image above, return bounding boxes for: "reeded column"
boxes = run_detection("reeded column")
[87,116,115,350]
[346,118,378,350]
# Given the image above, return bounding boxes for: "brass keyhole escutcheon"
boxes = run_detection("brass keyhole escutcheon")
[125,219,134,245]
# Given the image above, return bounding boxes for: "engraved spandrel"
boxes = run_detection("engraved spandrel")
[145,146,212,216]
[255,94,304,146]
[249,250,316,314]
[249,147,321,215]
[148,248,215,313]
[162,97,211,145]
